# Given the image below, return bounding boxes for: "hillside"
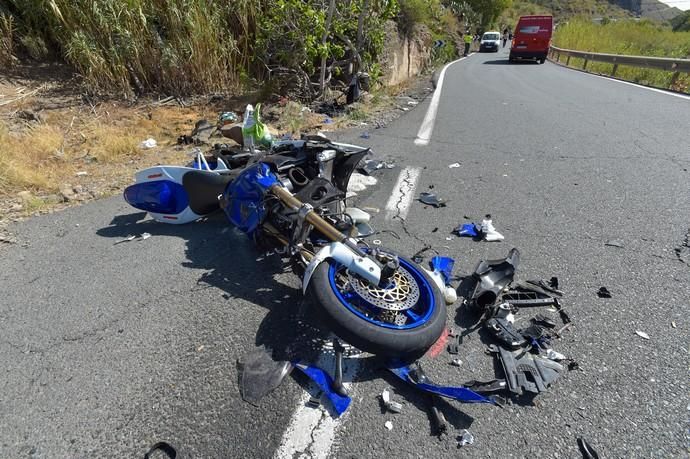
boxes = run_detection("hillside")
[500,0,682,25]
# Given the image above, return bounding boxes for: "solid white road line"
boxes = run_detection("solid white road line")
[274,355,361,459]
[414,54,470,146]
[385,167,422,221]
[565,65,690,101]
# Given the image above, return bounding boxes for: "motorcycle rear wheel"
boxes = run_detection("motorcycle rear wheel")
[307,252,446,357]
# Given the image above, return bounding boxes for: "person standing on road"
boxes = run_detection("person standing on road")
[502,28,509,48]
[463,32,472,56]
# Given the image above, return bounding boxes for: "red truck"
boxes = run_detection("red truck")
[509,15,553,64]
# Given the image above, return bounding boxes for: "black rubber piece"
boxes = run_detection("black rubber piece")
[182,170,234,215]
[307,253,446,357]
[144,442,176,459]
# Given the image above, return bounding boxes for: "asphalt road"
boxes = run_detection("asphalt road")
[2,46,689,458]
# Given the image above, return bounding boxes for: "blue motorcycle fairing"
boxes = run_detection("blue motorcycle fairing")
[386,360,495,405]
[430,256,455,286]
[222,163,280,234]
[293,362,352,417]
[123,180,189,215]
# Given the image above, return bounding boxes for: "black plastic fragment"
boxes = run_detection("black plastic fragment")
[597,287,612,298]
[463,379,507,394]
[486,318,527,348]
[519,323,546,340]
[427,395,448,437]
[144,442,177,459]
[532,313,557,328]
[577,437,600,459]
[447,335,461,355]
[470,248,520,309]
[489,345,564,395]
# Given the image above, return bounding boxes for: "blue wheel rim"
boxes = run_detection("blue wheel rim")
[328,257,436,330]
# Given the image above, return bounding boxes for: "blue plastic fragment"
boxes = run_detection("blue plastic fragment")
[386,361,495,405]
[293,363,352,417]
[456,223,479,237]
[430,256,455,286]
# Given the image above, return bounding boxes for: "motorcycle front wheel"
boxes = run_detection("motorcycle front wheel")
[307,252,446,357]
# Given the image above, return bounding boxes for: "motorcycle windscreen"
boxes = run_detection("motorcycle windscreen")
[123,180,190,215]
[222,163,278,234]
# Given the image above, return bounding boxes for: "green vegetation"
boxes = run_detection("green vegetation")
[554,18,690,93]
[671,10,690,32]
[0,0,515,97]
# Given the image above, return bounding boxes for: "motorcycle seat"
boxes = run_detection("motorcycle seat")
[182,170,236,215]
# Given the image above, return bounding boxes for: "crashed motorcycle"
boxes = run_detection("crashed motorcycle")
[124,137,446,356]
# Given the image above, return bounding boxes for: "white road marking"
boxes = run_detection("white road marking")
[552,61,690,101]
[274,355,361,459]
[414,55,470,146]
[385,167,422,220]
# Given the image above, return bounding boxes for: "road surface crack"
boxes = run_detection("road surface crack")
[674,228,690,268]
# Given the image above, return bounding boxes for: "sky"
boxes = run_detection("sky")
[659,0,690,10]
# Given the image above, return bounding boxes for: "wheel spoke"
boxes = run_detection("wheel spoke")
[404,309,421,321]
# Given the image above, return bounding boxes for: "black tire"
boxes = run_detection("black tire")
[538,57,546,64]
[306,254,446,357]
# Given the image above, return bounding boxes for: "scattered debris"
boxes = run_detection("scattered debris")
[447,335,461,355]
[381,388,403,413]
[449,359,463,367]
[307,396,321,408]
[384,421,393,430]
[115,235,136,245]
[322,116,334,124]
[545,349,566,361]
[453,223,479,238]
[358,159,394,175]
[75,171,89,177]
[635,330,650,340]
[428,396,448,436]
[360,131,370,139]
[238,346,294,406]
[672,321,677,328]
[597,287,612,298]
[419,192,446,208]
[604,239,624,248]
[480,215,504,242]
[140,232,152,240]
[448,163,461,168]
[139,138,157,149]
[457,429,474,447]
[577,437,600,459]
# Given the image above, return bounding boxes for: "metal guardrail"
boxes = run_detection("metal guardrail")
[549,45,690,88]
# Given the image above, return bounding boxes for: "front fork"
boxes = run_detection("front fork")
[268,185,396,289]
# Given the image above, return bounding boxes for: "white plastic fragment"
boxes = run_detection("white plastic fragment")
[458,429,474,447]
[116,235,136,244]
[450,359,463,367]
[345,207,371,224]
[480,217,504,242]
[381,388,403,414]
[448,163,461,168]
[671,321,677,328]
[139,138,157,149]
[347,173,377,192]
[546,349,566,361]
[140,232,152,240]
[75,171,88,177]
[384,421,393,430]
[635,330,650,340]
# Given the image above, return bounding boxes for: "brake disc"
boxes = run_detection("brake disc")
[347,267,419,311]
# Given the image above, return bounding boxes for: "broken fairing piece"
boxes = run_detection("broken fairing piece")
[385,360,495,405]
[419,192,446,208]
[454,223,479,238]
[292,362,352,417]
[463,379,508,394]
[381,388,403,413]
[140,232,151,240]
[486,318,527,349]
[488,344,564,395]
[238,346,293,405]
[480,215,504,241]
[448,163,461,168]
[457,430,474,447]
[470,248,520,309]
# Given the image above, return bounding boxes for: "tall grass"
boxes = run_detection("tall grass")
[6,0,260,96]
[554,18,690,92]
[0,13,14,68]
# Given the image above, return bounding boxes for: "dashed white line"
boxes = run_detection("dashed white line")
[385,167,422,221]
[414,55,470,146]
[274,354,361,459]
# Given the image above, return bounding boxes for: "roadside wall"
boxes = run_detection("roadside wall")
[380,21,432,86]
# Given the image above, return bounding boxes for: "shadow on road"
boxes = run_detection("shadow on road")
[97,210,331,362]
